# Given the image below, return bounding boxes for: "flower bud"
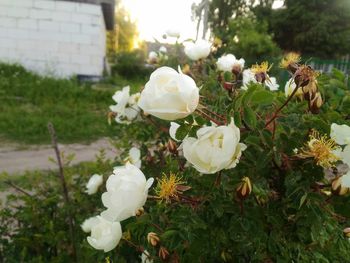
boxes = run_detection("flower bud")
[236,177,252,200]
[167,139,178,154]
[223,82,234,92]
[147,232,160,247]
[135,207,144,217]
[343,228,350,238]
[158,246,169,260]
[332,177,349,196]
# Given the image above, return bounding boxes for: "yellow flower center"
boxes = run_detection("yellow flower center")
[280,52,301,69]
[251,61,271,74]
[155,173,184,202]
[298,130,340,168]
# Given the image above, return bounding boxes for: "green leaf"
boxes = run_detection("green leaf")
[251,90,274,105]
[175,124,191,140]
[299,193,308,209]
[233,111,242,127]
[223,71,233,81]
[243,107,257,128]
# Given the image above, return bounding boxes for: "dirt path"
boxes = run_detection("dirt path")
[0,138,117,174]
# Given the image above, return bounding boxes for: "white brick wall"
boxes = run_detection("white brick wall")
[0,0,107,77]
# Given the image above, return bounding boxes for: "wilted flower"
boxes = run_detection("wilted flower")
[81,216,99,233]
[236,177,252,200]
[216,54,245,73]
[124,147,141,168]
[138,66,199,121]
[101,163,154,221]
[298,130,341,168]
[343,228,350,238]
[87,216,122,252]
[183,120,246,174]
[147,232,160,247]
[110,86,140,124]
[167,139,178,154]
[242,67,278,91]
[184,39,211,61]
[280,52,301,73]
[85,174,103,195]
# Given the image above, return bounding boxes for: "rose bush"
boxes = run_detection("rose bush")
[2,36,350,263]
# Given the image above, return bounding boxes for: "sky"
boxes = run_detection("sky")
[121,0,285,43]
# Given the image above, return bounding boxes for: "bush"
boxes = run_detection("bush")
[111,50,152,79]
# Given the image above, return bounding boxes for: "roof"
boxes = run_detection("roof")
[61,0,115,30]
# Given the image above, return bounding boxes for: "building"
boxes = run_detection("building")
[0,0,115,78]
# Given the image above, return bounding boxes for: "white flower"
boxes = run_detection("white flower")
[166,28,180,38]
[242,69,257,90]
[110,86,140,124]
[169,122,181,142]
[138,66,199,121]
[87,216,122,252]
[242,69,279,91]
[101,163,154,222]
[140,250,153,263]
[330,123,350,145]
[184,40,211,61]
[148,51,158,61]
[330,123,350,167]
[125,147,142,168]
[159,46,167,53]
[81,216,99,233]
[182,120,246,174]
[284,77,303,97]
[216,54,245,72]
[85,174,103,195]
[265,77,279,91]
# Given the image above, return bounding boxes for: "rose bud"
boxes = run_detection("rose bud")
[343,228,350,238]
[236,177,252,200]
[167,139,178,154]
[331,177,349,196]
[147,232,160,247]
[158,246,170,260]
[223,82,234,92]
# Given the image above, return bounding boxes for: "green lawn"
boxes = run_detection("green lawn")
[0,63,145,144]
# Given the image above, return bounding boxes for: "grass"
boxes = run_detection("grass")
[0,63,146,145]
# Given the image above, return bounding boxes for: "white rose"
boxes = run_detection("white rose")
[184,40,211,61]
[216,54,245,72]
[331,123,350,167]
[169,122,181,142]
[166,28,180,38]
[265,77,279,91]
[81,216,99,233]
[183,120,246,174]
[110,86,140,124]
[85,174,103,195]
[101,163,154,222]
[159,46,167,53]
[125,147,142,168]
[242,69,257,90]
[138,66,199,121]
[87,216,122,252]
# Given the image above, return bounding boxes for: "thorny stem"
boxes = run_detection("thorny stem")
[47,123,77,262]
[265,83,301,127]
[195,109,224,126]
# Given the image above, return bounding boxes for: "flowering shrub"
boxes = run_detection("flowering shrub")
[2,42,350,262]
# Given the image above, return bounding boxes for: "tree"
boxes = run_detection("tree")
[270,0,350,58]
